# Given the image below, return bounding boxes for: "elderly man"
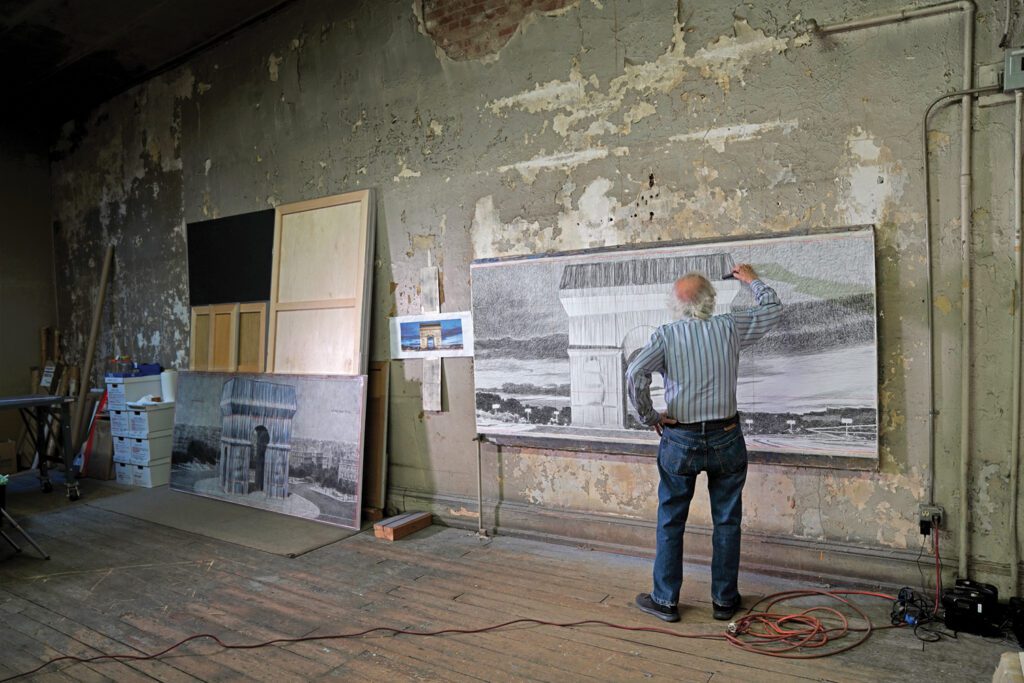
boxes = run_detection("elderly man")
[626,264,782,622]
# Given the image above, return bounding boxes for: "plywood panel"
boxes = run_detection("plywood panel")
[211,311,234,369]
[191,309,211,371]
[267,190,375,375]
[238,303,267,373]
[204,304,238,371]
[277,203,363,303]
[272,307,359,374]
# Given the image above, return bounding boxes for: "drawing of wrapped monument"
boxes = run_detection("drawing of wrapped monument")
[218,377,298,498]
[472,229,879,461]
[557,253,739,428]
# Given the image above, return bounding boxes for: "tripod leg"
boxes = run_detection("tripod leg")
[0,508,49,560]
[0,529,22,553]
[36,407,52,493]
[61,402,79,501]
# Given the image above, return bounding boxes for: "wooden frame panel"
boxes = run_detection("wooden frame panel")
[190,303,267,372]
[237,303,268,373]
[189,308,211,370]
[209,303,239,371]
[267,190,375,375]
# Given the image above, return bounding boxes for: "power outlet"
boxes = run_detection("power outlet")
[919,504,944,536]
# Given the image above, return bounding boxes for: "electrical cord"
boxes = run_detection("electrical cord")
[0,590,901,680]
[887,523,954,643]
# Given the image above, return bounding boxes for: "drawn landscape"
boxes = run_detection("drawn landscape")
[471,229,878,460]
[169,372,366,529]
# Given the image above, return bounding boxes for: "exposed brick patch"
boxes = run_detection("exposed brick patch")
[421,0,576,60]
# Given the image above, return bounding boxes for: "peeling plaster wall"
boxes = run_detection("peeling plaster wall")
[52,72,194,374]
[50,0,1022,590]
[0,132,55,441]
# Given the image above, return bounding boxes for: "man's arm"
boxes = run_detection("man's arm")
[626,330,667,428]
[731,264,783,348]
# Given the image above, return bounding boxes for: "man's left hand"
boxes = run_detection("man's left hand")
[653,413,678,436]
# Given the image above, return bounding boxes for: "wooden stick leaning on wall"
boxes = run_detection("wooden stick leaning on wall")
[70,245,114,453]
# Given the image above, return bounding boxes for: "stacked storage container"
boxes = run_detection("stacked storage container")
[107,375,174,487]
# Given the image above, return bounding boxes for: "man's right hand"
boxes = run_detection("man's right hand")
[653,413,678,436]
[732,263,758,284]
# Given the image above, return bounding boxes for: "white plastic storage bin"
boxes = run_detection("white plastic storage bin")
[112,437,132,464]
[125,402,175,438]
[114,462,134,485]
[128,430,172,466]
[106,375,162,411]
[131,461,170,488]
[110,410,130,437]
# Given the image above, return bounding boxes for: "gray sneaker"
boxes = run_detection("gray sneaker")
[635,593,680,622]
[712,595,742,621]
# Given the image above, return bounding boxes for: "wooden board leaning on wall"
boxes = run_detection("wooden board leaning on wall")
[267,189,376,376]
[189,303,268,373]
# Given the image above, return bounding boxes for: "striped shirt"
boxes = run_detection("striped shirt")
[625,279,783,425]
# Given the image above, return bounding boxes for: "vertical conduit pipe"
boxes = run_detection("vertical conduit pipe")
[1011,89,1023,596]
[817,1,976,578]
[956,1,975,579]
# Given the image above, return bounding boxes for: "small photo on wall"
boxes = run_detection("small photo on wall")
[389,311,474,359]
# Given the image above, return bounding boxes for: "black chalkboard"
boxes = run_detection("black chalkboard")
[186,209,275,306]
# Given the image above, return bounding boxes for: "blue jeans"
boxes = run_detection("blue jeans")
[651,422,748,608]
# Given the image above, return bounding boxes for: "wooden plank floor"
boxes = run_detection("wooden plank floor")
[0,500,1010,681]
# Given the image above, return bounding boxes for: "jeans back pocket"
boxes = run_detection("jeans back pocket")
[659,431,703,476]
[708,428,747,475]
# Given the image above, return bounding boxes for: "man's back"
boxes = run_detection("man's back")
[626,278,782,425]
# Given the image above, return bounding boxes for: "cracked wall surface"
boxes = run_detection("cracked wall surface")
[49,0,1023,591]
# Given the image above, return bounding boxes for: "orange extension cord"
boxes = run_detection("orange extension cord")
[1,589,904,680]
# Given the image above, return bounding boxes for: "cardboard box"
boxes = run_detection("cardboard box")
[128,430,172,466]
[125,402,175,438]
[131,461,170,488]
[0,440,17,475]
[110,409,130,437]
[114,461,134,486]
[113,435,132,463]
[84,418,115,480]
[106,375,162,411]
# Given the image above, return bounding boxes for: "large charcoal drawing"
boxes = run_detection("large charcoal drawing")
[170,372,367,529]
[471,228,878,460]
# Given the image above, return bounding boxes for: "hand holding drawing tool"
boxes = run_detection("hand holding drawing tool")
[730,264,758,284]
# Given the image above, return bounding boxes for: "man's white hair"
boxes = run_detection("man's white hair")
[669,273,717,321]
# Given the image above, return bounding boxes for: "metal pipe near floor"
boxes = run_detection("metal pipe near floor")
[1011,89,1024,596]
[817,1,976,578]
[475,435,488,538]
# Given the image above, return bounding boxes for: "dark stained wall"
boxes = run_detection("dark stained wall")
[0,132,55,440]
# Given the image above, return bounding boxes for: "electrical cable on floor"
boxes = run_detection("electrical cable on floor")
[0,589,904,681]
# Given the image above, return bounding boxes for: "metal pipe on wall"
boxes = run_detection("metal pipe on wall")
[1011,89,1023,596]
[817,1,976,578]
[956,0,975,580]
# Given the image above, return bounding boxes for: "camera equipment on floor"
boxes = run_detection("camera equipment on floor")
[942,579,1001,636]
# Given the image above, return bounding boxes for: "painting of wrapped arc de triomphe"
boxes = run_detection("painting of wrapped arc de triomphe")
[471,228,878,462]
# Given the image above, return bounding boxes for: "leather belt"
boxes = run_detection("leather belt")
[666,415,739,432]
